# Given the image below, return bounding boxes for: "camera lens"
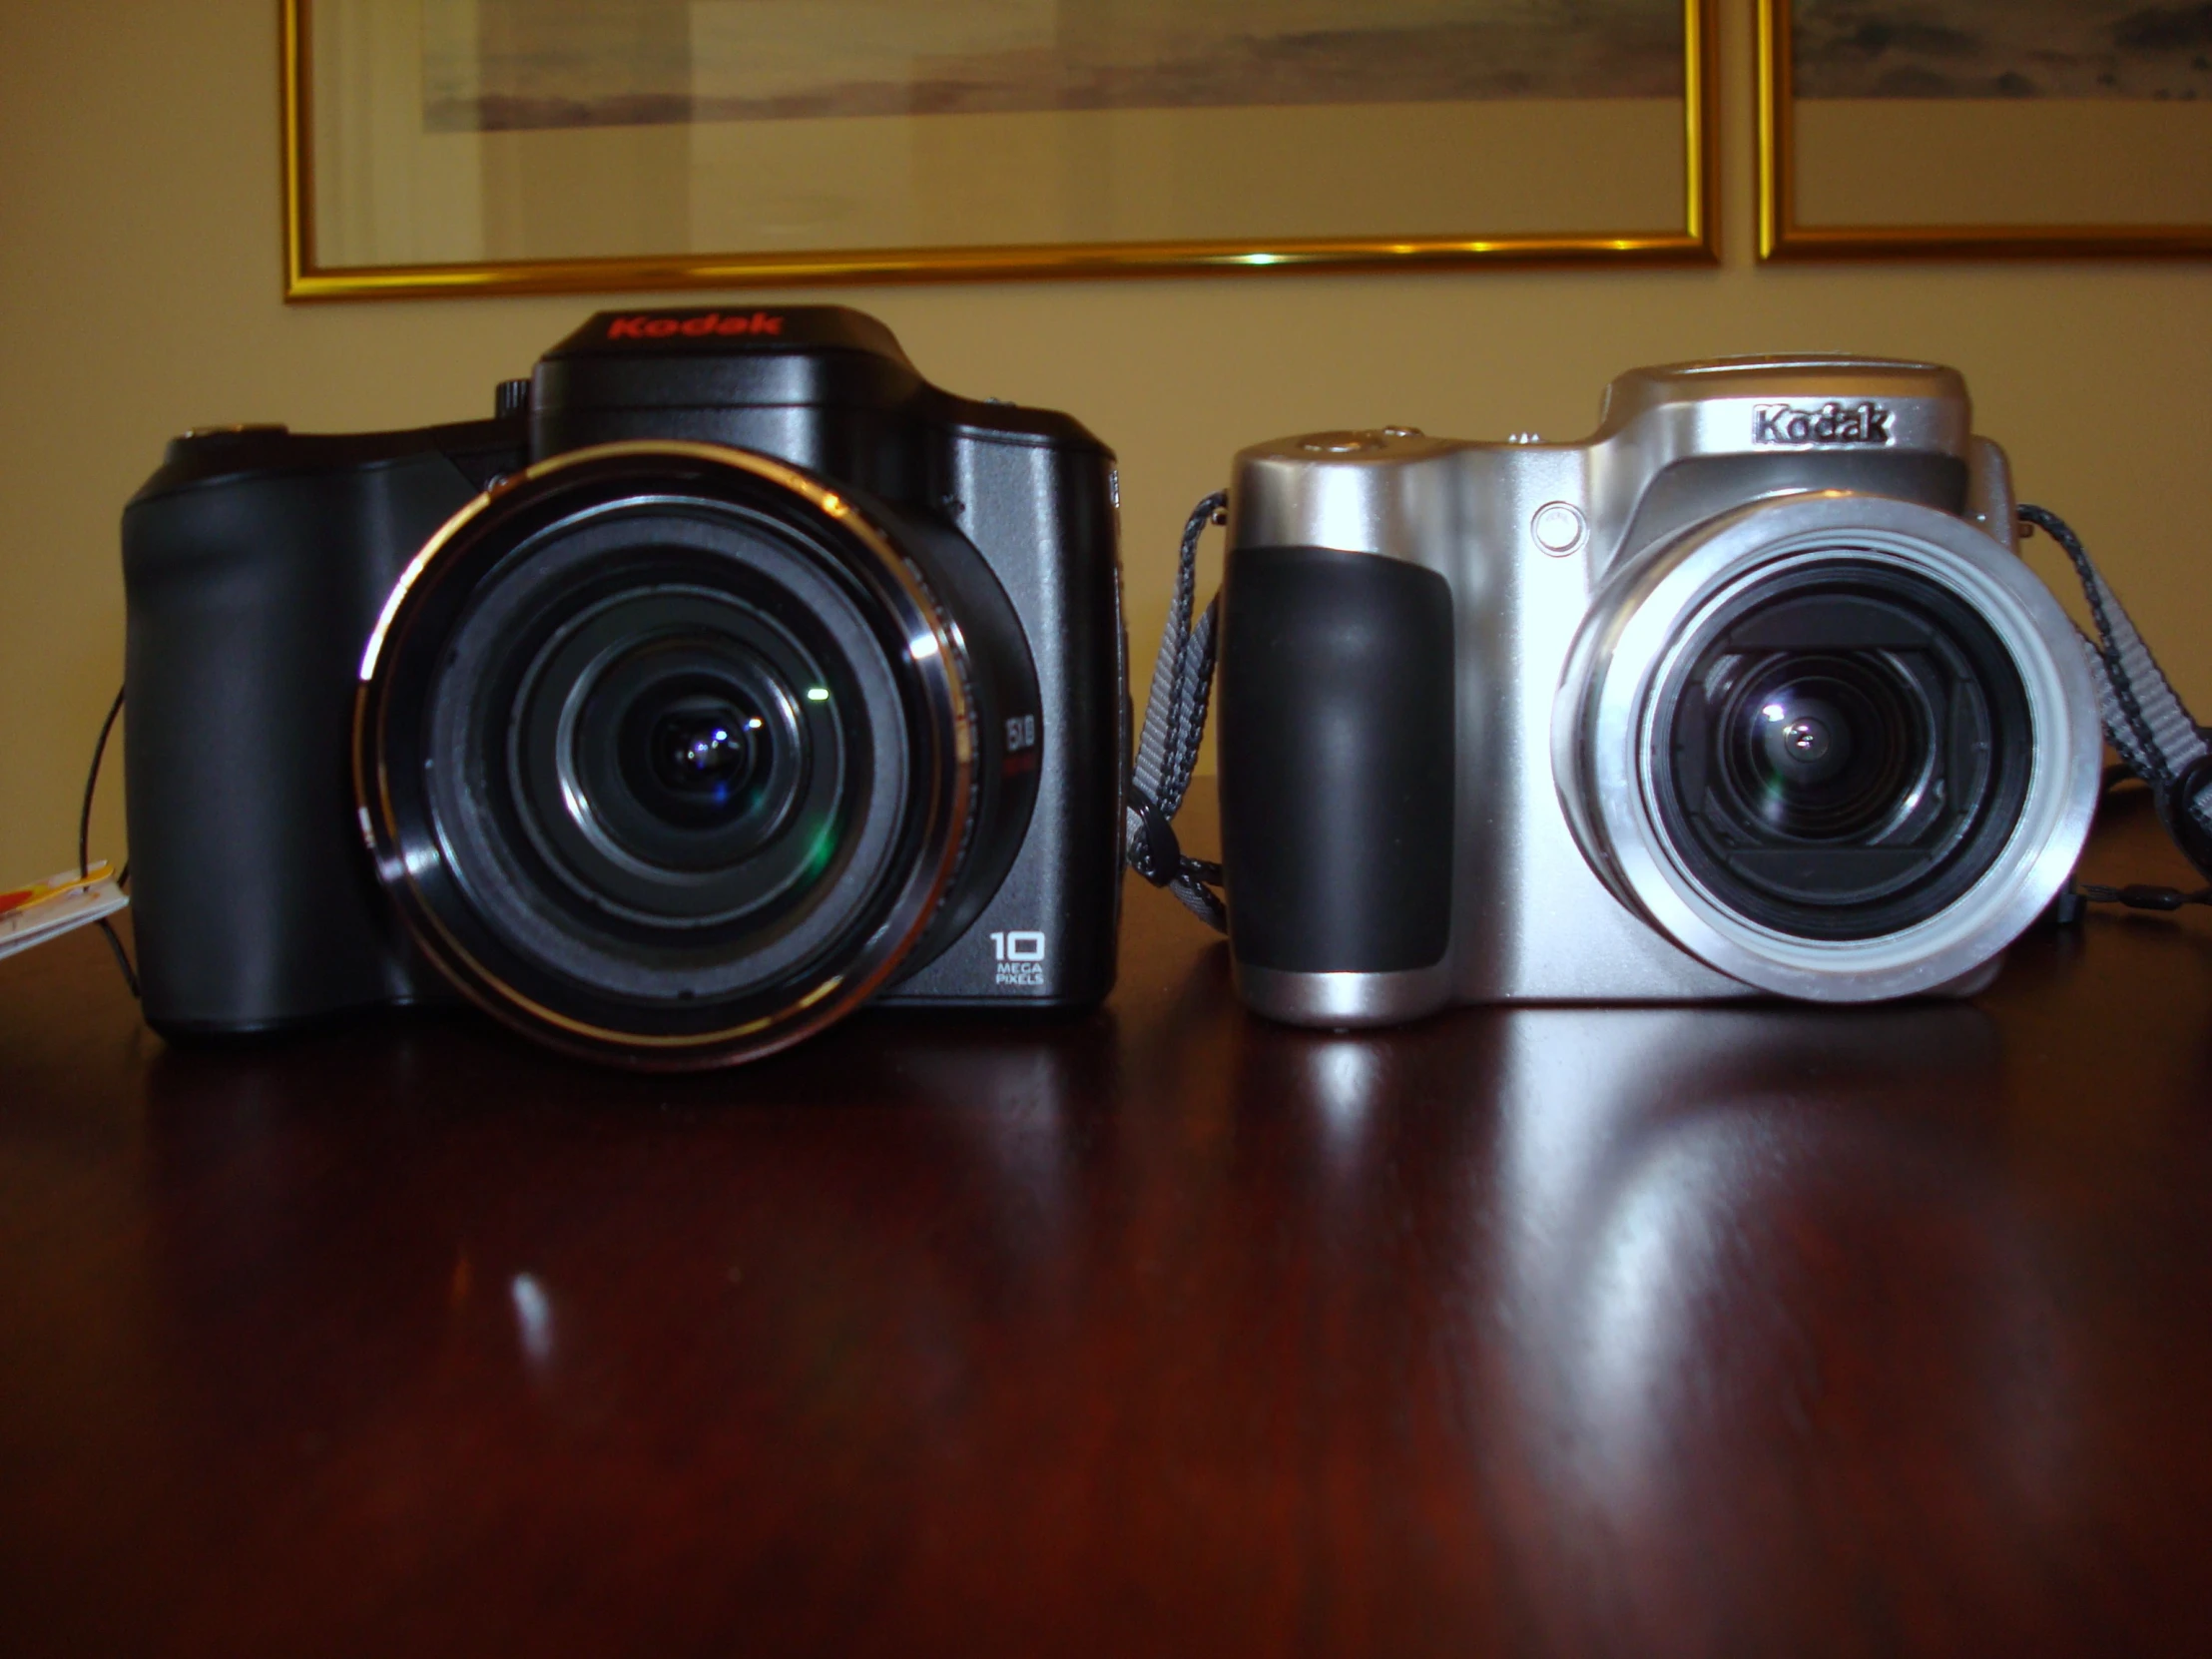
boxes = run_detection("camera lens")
[1652,561,2032,941]
[1716,654,1929,843]
[649,703,750,799]
[355,443,976,1067]
[1560,492,2100,1000]
[651,700,751,796]
[511,585,836,912]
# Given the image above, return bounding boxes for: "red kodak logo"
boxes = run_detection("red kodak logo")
[606,310,784,341]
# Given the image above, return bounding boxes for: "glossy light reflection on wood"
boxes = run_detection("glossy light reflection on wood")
[3,792,2211,1656]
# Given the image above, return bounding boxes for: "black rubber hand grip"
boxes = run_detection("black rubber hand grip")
[1218,545,1454,974]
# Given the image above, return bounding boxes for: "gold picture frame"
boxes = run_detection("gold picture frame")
[283,0,1720,301]
[1758,0,2212,261]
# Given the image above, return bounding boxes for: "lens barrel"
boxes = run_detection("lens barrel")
[355,442,975,1067]
[1557,493,2100,1001]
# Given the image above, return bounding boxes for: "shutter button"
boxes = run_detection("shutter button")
[1299,426,1424,454]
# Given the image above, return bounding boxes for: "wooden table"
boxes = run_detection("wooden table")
[5,790,2211,1657]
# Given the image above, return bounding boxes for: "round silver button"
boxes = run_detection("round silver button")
[1531,501,1586,556]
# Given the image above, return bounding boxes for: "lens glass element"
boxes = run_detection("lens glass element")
[1716,653,1931,842]
[510,584,842,913]
[648,700,753,804]
[1652,562,2033,941]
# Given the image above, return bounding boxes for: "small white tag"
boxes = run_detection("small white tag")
[0,864,130,964]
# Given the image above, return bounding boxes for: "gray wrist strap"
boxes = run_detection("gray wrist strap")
[1125,491,1229,930]
[2023,504,2212,880]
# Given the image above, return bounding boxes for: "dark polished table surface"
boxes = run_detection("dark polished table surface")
[5,790,2212,1658]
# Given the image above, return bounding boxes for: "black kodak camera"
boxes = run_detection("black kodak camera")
[123,306,1124,1067]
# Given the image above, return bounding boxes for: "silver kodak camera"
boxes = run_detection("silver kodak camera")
[1215,356,2101,1025]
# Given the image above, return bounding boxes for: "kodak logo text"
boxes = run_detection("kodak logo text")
[606,310,785,341]
[1753,401,1894,446]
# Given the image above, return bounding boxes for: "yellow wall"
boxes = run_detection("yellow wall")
[3,1,2209,884]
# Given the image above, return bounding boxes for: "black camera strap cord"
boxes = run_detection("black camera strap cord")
[77,684,140,996]
[1124,495,2212,934]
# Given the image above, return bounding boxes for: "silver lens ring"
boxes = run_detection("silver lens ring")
[1558,492,2098,1001]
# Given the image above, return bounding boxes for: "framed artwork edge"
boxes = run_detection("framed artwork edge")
[280,0,1723,302]
[1755,0,2212,263]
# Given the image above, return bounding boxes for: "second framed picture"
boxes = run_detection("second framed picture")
[1761,0,2212,258]
[287,0,1718,300]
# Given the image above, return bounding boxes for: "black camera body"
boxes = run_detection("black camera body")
[124,306,1123,1066]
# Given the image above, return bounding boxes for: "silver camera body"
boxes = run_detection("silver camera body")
[1218,357,2101,1026]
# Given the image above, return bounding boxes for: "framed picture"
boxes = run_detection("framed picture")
[1759,0,2212,259]
[283,0,1719,300]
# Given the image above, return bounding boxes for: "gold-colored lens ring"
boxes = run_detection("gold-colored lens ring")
[353,439,975,1069]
